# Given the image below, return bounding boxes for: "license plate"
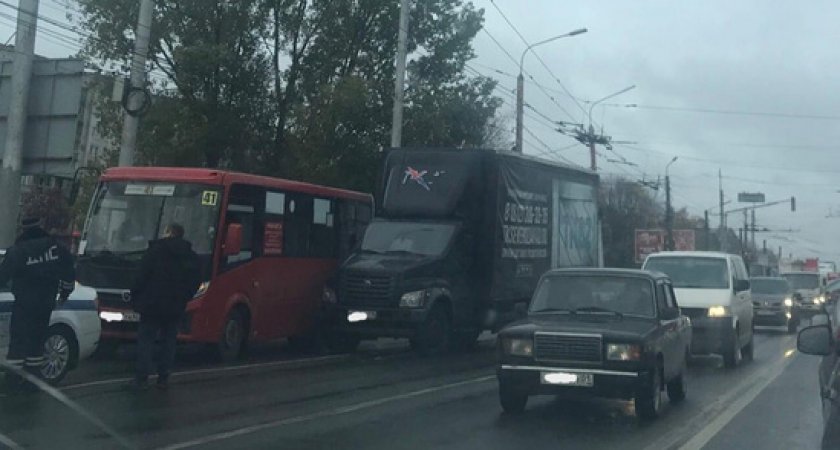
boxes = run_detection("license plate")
[757,311,776,316]
[347,311,377,322]
[123,311,140,322]
[541,371,594,387]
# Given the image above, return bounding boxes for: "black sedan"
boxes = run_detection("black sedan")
[751,277,799,333]
[797,306,840,449]
[496,268,692,420]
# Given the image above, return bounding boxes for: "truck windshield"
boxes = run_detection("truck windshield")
[83,181,221,257]
[644,257,729,289]
[530,275,656,317]
[751,279,790,294]
[782,274,820,290]
[361,222,455,257]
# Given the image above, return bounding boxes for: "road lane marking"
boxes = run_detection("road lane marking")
[62,354,351,391]
[157,375,496,450]
[646,336,798,450]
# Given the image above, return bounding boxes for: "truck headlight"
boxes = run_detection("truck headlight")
[815,295,826,304]
[708,306,730,317]
[502,337,533,357]
[784,298,793,307]
[400,290,427,308]
[607,343,641,361]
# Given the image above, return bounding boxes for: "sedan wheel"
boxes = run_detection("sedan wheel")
[635,368,663,420]
[40,327,77,385]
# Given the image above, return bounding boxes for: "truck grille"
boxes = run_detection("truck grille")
[340,273,395,308]
[534,333,602,364]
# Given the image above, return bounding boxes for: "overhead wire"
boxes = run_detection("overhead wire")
[486,0,590,122]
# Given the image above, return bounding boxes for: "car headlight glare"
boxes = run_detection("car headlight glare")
[503,337,533,357]
[708,306,730,317]
[400,290,427,308]
[816,295,826,304]
[784,298,793,307]
[193,281,210,299]
[607,343,641,361]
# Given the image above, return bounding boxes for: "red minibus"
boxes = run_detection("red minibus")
[77,167,372,360]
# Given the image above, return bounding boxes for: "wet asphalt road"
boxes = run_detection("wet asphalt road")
[0,326,827,450]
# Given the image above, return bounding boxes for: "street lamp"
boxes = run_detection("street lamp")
[581,85,635,171]
[515,28,587,153]
[665,156,678,250]
[588,85,636,130]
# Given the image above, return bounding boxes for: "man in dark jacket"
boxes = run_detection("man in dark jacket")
[0,216,75,394]
[130,223,201,390]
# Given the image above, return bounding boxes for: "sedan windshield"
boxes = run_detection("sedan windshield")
[361,221,455,257]
[530,275,656,317]
[750,279,790,295]
[782,273,820,290]
[644,257,729,289]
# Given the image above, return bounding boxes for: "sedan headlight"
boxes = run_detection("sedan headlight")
[400,290,428,308]
[607,343,641,361]
[708,306,730,317]
[502,337,533,357]
[784,298,793,307]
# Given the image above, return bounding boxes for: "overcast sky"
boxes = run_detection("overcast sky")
[2,0,839,261]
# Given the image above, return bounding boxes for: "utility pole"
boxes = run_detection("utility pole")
[665,174,674,250]
[390,0,411,148]
[0,0,40,248]
[589,128,597,171]
[118,0,155,166]
[743,210,749,259]
[750,209,756,250]
[515,72,524,153]
[718,169,726,252]
[704,210,710,250]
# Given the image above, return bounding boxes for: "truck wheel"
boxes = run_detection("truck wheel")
[499,382,528,414]
[722,330,741,369]
[411,305,451,356]
[324,333,361,354]
[667,356,687,403]
[217,309,248,363]
[635,367,663,420]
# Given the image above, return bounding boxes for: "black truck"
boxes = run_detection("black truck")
[327,148,601,354]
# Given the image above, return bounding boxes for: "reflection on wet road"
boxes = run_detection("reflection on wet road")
[0,330,824,449]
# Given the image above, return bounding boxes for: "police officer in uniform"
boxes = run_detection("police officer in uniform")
[0,216,75,394]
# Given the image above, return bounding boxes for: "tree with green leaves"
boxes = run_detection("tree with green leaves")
[76,0,504,194]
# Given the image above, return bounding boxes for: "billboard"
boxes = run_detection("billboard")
[634,229,696,263]
[0,58,85,177]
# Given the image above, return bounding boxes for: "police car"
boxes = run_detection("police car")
[0,250,100,384]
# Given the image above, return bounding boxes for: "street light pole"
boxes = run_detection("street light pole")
[515,28,587,153]
[585,85,635,170]
[665,156,678,251]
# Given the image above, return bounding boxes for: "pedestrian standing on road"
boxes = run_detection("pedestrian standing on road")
[0,216,75,395]
[130,223,201,391]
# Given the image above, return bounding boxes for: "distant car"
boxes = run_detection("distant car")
[496,269,691,420]
[782,271,825,314]
[826,278,840,305]
[796,308,840,448]
[642,251,754,369]
[750,277,799,333]
[0,250,100,384]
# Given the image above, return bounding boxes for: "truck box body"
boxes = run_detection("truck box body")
[331,148,600,343]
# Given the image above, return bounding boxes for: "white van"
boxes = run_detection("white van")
[642,251,754,368]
